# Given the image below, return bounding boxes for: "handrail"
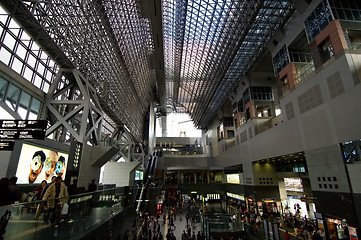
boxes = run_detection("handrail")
[0,186,132,240]
[0,187,122,208]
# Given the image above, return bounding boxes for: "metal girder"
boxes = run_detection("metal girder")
[1,0,157,141]
[110,125,146,165]
[163,0,296,129]
[44,68,103,144]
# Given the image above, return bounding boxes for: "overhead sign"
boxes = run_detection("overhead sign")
[0,120,47,129]
[0,120,47,140]
[226,192,245,200]
[0,129,46,140]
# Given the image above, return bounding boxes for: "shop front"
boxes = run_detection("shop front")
[325,217,357,240]
[225,192,245,217]
[261,199,281,218]
[246,198,257,214]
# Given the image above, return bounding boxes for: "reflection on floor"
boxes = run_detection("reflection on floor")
[159,210,202,240]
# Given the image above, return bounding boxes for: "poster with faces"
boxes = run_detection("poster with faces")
[15,143,69,184]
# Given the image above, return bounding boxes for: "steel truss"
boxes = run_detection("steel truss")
[43,68,103,144]
[110,126,146,164]
[1,0,156,141]
[163,0,295,129]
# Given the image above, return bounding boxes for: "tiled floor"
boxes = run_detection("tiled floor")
[159,209,202,240]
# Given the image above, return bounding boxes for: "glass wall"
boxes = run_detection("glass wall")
[0,6,58,93]
[0,75,41,119]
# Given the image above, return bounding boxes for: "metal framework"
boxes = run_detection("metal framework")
[43,68,103,144]
[1,0,156,141]
[163,0,295,129]
[110,125,146,164]
[1,0,297,138]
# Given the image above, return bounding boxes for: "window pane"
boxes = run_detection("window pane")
[29,97,41,119]
[0,76,9,100]
[8,19,20,36]
[23,66,33,82]
[18,91,31,111]
[31,41,40,51]
[16,43,27,60]
[43,82,50,93]
[33,74,42,89]
[0,12,9,26]
[0,47,12,65]
[27,53,37,68]
[5,84,20,111]
[3,32,16,50]
[20,29,31,41]
[37,62,45,75]
[12,57,23,74]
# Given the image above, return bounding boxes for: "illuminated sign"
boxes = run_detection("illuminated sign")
[227,174,240,184]
[328,218,341,224]
[226,192,245,200]
[284,178,304,192]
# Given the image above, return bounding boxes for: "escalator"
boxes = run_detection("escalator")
[136,150,160,214]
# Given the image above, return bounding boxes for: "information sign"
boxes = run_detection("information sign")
[0,120,47,140]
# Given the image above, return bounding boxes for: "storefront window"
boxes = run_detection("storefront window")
[209,171,223,183]
[164,172,178,185]
[183,172,195,184]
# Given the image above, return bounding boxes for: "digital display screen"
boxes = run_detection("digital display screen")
[226,174,240,184]
[135,170,143,181]
[284,178,304,192]
[15,143,69,184]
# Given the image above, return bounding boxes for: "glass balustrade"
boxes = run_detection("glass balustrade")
[0,187,132,240]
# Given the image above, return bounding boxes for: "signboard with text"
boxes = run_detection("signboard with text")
[0,120,47,140]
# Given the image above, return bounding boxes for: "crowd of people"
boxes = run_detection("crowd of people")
[0,175,99,227]
[283,214,326,240]
[133,195,207,240]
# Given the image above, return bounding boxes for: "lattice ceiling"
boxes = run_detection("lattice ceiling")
[1,0,295,140]
[163,0,295,128]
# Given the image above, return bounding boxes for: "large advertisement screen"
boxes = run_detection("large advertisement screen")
[15,143,69,184]
[284,178,304,192]
[226,174,240,184]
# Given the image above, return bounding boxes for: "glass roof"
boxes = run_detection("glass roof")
[3,0,295,140]
[16,0,156,140]
[163,0,295,128]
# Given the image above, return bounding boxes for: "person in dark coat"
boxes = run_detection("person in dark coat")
[33,180,47,200]
[8,176,21,203]
[68,179,78,195]
[88,179,97,192]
